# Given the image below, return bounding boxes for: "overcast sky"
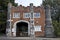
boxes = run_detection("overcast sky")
[15,0,42,6]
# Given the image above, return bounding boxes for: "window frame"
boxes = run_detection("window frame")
[23,13,30,18]
[34,13,40,18]
[13,13,20,18]
[34,25,42,32]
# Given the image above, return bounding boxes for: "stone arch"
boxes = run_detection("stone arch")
[13,20,30,36]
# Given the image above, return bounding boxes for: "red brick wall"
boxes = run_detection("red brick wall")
[11,5,45,37]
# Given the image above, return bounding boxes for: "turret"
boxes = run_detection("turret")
[45,5,54,37]
[6,2,12,36]
[30,3,35,37]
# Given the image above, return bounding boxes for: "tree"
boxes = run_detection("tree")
[0,0,17,34]
[43,0,60,21]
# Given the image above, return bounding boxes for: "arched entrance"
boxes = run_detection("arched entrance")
[13,20,30,37]
[16,22,28,37]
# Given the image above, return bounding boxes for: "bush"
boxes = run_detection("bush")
[52,20,60,37]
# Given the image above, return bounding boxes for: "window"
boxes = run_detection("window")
[30,19,34,24]
[23,13,30,18]
[13,13,20,18]
[23,12,40,18]
[34,25,42,31]
[34,13,40,18]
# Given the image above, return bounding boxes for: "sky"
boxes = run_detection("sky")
[15,0,42,6]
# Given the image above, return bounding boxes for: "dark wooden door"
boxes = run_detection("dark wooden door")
[16,22,28,37]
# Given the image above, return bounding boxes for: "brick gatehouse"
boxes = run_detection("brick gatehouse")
[6,3,54,37]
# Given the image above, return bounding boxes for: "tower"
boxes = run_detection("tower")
[6,3,12,36]
[45,5,54,37]
[30,3,35,37]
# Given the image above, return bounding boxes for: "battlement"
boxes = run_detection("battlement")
[11,4,44,13]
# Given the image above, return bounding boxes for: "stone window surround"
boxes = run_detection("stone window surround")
[23,12,40,18]
[13,13,20,18]
[13,12,40,18]
[34,25,42,32]
[23,13,30,18]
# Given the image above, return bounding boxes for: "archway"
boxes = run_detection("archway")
[16,22,28,37]
[13,20,30,37]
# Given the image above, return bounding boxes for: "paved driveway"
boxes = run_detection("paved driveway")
[0,37,60,40]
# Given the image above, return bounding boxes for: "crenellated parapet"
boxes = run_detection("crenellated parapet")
[11,4,44,12]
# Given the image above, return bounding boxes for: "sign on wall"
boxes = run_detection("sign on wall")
[34,25,42,31]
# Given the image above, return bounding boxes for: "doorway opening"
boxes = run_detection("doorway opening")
[16,22,28,37]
